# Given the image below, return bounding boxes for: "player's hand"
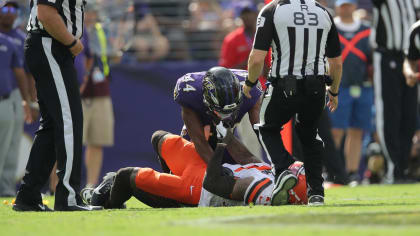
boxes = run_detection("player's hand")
[242,84,252,98]
[222,128,234,146]
[215,122,227,139]
[405,72,419,87]
[69,39,84,57]
[327,92,338,113]
[22,101,34,124]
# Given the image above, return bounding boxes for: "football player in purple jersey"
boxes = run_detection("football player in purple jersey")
[172,66,264,166]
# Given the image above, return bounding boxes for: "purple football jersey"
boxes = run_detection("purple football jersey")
[0,32,23,97]
[3,28,26,89]
[174,69,262,127]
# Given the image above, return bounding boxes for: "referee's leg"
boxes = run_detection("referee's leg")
[15,34,83,210]
[296,90,326,197]
[373,51,402,182]
[257,84,295,176]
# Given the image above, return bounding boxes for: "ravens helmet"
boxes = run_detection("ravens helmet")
[202,67,242,123]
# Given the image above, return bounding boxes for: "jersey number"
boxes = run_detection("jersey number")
[293,12,318,26]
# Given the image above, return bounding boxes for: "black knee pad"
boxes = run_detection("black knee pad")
[116,167,135,184]
[105,167,137,209]
[151,130,170,154]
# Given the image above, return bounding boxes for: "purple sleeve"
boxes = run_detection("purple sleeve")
[10,43,23,69]
[82,33,92,58]
[248,85,262,108]
[173,74,202,109]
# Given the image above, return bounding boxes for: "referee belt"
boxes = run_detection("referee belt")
[269,75,327,82]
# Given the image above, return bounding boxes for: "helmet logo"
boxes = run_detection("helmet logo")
[223,103,237,110]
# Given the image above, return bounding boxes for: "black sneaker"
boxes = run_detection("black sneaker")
[12,202,53,212]
[91,172,116,207]
[55,204,103,211]
[81,187,94,205]
[308,195,324,206]
[271,170,298,206]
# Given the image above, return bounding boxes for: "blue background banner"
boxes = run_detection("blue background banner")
[24,61,218,184]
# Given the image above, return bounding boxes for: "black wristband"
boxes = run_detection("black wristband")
[328,89,339,97]
[66,39,77,49]
[245,77,258,87]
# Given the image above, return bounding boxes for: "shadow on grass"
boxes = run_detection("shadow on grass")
[219,210,420,226]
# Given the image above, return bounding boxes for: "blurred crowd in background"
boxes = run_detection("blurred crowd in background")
[9,0,373,62]
[2,0,420,196]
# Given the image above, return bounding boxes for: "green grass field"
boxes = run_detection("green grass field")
[1,184,420,236]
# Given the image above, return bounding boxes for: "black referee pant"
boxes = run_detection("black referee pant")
[373,50,418,182]
[257,77,326,197]
[16,33,83,208]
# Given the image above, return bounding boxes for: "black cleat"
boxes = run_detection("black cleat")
[308,195,324,206]
[12,202,53,212]
[55,204,103,211]
[81,187,95,205]
[271,170,298,206]
[91,172,116,207]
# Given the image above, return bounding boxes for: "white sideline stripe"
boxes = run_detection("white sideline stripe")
[42,37,77,206]
[373,52,394,184]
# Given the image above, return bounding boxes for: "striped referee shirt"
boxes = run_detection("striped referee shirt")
[370,0,420,52]
[27,0,86,39]
[406,20,420,60]
[254,0,341,78]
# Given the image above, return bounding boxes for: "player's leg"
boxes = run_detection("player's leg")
[133,165,205,205]
[330,87,352,149]
[151,130,206,176]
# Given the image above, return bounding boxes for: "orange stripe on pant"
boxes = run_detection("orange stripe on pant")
[134,134,207,205]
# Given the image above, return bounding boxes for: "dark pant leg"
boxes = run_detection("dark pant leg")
[15,35,58,205]
[374,52,403,181]
[258,85,295,175]
[295,83,326,197]
[400,74,418,178]
[47,38,83,208]
[318,109,349,184]
[17,34,83,207]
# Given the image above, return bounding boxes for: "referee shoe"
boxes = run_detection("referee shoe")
[12,202,53,212]
[271,170,297,206]
[308,195,324,206]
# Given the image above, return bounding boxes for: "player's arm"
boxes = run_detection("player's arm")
[182,106,214,163]
[13,68,33,123]
[403,25,420,87]
[325,11,343,113]
[248,95,262,126]
[203,143,254,201]
[226,136,262,165]
[403,59,419,87]
[37,2,83,56]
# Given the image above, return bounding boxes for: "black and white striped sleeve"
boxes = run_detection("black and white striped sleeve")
[407,22,420,60]
[325,12,341,58]
[253,3,276,51]
[38,0,63,10]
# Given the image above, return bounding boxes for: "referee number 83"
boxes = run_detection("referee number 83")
[293,12,318,26]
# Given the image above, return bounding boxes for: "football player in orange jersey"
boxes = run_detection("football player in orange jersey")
[82,130,307,208]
